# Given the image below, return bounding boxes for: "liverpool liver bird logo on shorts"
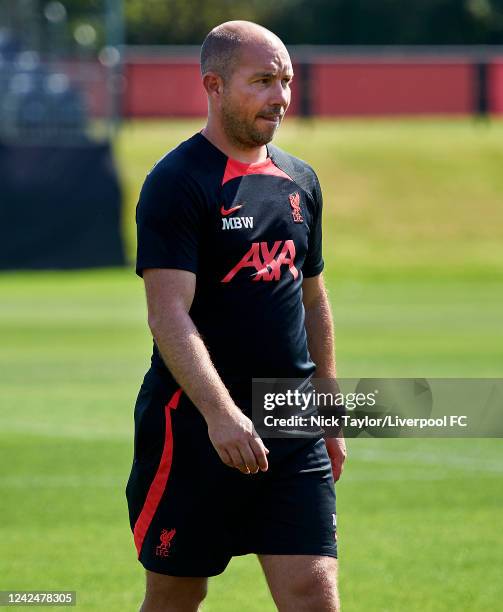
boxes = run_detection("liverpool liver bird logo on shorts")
[156,528,176,557]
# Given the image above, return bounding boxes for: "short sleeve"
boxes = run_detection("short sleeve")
[302,172,324,278]
[135,166,204,277]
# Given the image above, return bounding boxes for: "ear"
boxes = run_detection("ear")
[202,72,224,100]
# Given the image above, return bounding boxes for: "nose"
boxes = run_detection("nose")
[269,78,290,110]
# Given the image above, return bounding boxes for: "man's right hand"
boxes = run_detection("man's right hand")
[206,407,269,474]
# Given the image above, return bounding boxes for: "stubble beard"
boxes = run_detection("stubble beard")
[220,96,279,150]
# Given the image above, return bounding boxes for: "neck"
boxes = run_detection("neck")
[201,118,267,164]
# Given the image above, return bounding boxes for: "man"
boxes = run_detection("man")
[126,20,347,612]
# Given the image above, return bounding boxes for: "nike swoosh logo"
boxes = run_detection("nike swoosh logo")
[221,204,244,216]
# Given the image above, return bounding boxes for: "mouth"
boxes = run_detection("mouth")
[257,114,283,124]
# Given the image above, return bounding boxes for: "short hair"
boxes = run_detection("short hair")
[200,27,244,83]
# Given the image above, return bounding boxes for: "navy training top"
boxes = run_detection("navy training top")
[136,132,324,406]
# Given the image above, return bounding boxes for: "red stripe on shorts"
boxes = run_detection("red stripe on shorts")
[133,387,183,557]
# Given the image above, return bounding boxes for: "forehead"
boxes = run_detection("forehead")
[236,39,292,74]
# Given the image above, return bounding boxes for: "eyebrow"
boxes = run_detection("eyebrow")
[252,71,294,79]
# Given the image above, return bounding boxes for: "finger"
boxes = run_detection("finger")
[237,446,256,474]
[249,436,269,472]
[228,446,250,474]
[240,442,259,474]
[218,447,234,468]
[252,427,269,456]
[331,460,343,482]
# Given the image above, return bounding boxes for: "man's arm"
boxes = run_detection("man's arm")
[143,268,269,475]
[302,273,347,481]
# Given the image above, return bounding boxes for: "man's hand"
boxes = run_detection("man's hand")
[325,436,347,482]
[206,407,270,475]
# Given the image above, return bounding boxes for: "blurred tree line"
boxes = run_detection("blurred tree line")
[63,0,503,45]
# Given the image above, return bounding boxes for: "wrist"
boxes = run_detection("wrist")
[313,367,337,379]
[201,401,240,426]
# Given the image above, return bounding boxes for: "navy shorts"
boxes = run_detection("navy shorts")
[125,368,337,577]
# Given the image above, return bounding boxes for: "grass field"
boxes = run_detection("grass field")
[1,118,502,611]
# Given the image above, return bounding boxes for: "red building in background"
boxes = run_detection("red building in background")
[122,46,503,118]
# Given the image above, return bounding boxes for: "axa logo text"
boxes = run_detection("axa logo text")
[222,240,298,282]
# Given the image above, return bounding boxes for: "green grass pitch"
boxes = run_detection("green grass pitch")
[1,118,502,610]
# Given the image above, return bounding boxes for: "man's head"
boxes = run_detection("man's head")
[200,21,293,150]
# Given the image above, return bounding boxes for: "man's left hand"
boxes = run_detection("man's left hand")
[324,435,347,482]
